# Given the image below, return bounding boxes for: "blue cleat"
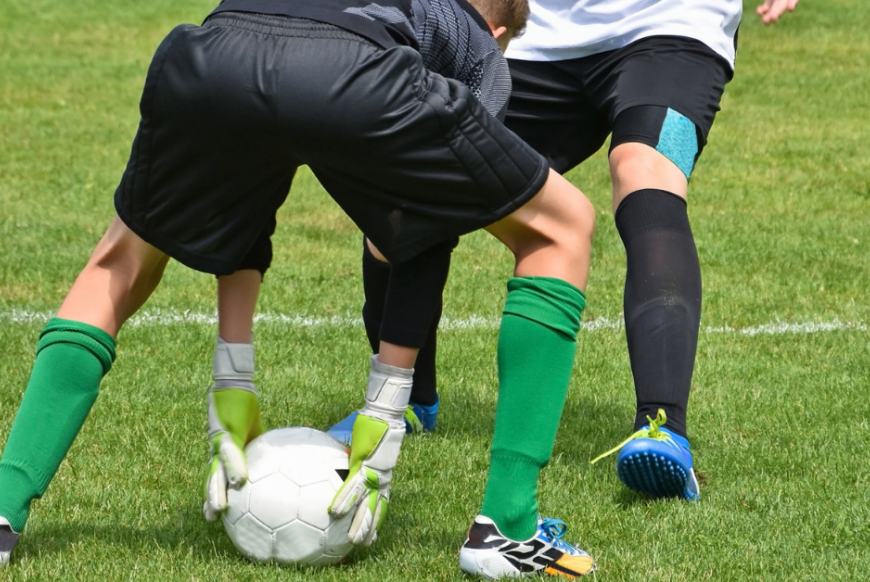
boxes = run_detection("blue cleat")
[326,411,358,446]
[591,409,700,501]
[327,398,439,446]
[408,399,439,432]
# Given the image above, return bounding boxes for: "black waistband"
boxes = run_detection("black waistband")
[204,12,374,43]
[207,0,418,49]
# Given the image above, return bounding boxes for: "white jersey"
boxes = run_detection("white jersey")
[505,0,742,68]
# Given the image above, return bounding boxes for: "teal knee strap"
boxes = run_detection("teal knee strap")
[38,318,116,375]
[656,108,699,179]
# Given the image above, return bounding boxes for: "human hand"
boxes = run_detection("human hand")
[756,0,799,25]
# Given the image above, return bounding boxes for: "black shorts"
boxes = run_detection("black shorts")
[505,36,733,177]
[114,13,548,275]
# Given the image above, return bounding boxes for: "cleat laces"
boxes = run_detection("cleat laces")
[590,408,674,464]
[539,518,575,554]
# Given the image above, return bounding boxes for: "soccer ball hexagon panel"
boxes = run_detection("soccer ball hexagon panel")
[222,427,353,565]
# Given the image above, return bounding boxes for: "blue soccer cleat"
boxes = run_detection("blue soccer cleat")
[327,397,439,446]
[408,399,439,432]
[591,409,700,501]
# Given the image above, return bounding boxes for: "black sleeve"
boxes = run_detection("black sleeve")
[412,0,512,118]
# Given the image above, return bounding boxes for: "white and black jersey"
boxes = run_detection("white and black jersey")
[505,0,742,69]
[211,0,510,118]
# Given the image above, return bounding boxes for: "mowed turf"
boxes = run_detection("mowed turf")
[1,0,868,580]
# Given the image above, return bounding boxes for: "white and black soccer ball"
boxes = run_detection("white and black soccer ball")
[222,427,355,566]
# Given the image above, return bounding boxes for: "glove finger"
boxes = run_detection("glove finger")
[348,494,374,546]
[204,462,228,522]
[202,501,219,523]
[361,495,387,547]
[218,434,248,489]
[329,470,366,517]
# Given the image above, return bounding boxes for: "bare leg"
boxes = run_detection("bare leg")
[377,342,418,370]
[217,270,261,343]
[485,169,595,289]
[609,142,687,210]
[57,215,170,336]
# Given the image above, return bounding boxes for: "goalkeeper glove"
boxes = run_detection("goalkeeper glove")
[202,339,264,522]
[329,355,412,546]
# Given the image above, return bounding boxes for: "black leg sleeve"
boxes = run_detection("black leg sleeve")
[361,240,390,354]
[615,189,701,438]
[360,238,456,406]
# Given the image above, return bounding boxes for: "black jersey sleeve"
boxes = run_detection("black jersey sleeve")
[410,0,512,119]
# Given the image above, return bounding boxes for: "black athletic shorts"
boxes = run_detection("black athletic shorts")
[114,13,548,275]
[505,36,733,178]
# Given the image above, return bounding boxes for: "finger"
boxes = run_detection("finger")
[759,0,793,24]
[204,462,228,521]
[348,499,374,545]
[329,471,365,517]
[361,496,386,547]
[218,434,247,488]
[202,501,219,523]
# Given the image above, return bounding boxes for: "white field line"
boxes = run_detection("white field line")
[0,309,866,335]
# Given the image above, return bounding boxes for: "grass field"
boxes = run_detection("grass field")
[1,0,868,580]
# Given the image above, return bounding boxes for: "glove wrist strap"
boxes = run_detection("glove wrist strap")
[361,355,413,425]
[213,336,256,391]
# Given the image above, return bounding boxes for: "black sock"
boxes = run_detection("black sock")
[615,189,701,438]
[361,240,455,406]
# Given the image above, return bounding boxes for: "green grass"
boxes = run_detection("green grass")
[1,0,869,580]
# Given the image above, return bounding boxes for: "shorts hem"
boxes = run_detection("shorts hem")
[114,204,240,276]
[384,155,548,264]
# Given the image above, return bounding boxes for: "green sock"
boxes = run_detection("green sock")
[480,277,585,540]
[0,318,115,532]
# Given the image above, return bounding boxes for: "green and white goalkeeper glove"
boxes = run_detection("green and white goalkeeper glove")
[203,339,264,522]
[329,356,413,546]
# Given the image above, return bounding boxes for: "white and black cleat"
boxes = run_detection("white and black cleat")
[459,515,595,579]
[0,516,19,567]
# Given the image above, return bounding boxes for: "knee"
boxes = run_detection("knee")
[555,193,595,265]
[515,185,596,264]
[609,143,687,210]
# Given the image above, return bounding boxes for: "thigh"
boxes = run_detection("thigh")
[505,59,611,174]
[582,36,732,177]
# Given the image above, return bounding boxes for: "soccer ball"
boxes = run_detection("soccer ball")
[222,427,355,565]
